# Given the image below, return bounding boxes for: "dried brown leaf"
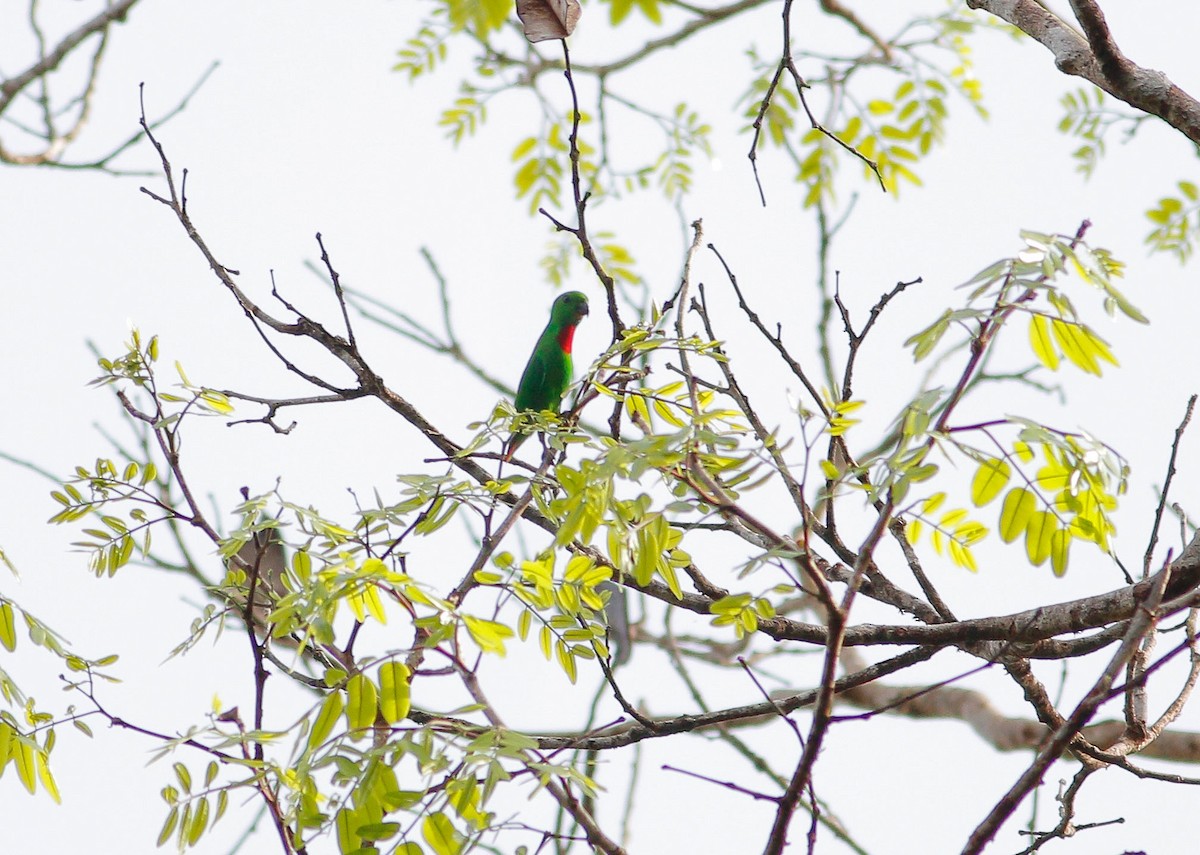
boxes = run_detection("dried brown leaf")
[516,0,581,43]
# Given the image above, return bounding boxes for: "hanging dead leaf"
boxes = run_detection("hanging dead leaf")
[516,0,581,43]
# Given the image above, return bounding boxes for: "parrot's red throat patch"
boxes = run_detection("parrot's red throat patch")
[557,325,577,354]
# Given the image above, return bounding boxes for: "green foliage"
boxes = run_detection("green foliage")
[1058,86,1111,178]
[45,336,647,853]
[607,0,663,26]
[49,454,159,577]
[896,230,1138,575]
[512,114,596,214]
[156,760,228,850]
[905,493,988,572]
[1,223,1152,849]
[444,0,510,38]
[1056,84,1172,185]
[652,103,712,201]
[394,24,449,81]
[741,9,989,209]
[538,236,574,288]
[907,230,1143,370]
[710,592,776,638]
[399,0,997,247]
[0,588,116,805]
[439,86,487,144]
[1056,86,1200,263]
[938,18,988,111]
[10,2,1197,849]
[506,552,612,683]
[844,76,945,194]
[0,714,60,804]
[823,392,865,437]
[900,414,1126,577]
[1146,179,1200,262]
[742,69,798,149]
[144,497,584,851]
[51,332,243,576]
[960,427,1126,576]
[536,231,641,290]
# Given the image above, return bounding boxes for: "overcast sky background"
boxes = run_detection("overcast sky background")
[3,1,1200,852]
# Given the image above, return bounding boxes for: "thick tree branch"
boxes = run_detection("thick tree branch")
[966,0,1200,144]
[963,557,1175,853]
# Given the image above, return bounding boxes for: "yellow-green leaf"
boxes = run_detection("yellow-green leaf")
[465,615,514,656]
[422,812,463,855]
[948,540,978,572]
[187,796,209,845]
[174,762,192,792]
[971,458,1011,506]
[1028,314,1059,370]
[0,723,13,766]
[0,602,16,651]
[516,608,532,641]
[157,807,180,848]
[999,488,1035,543]
[1080,325,1118,367]
[1050,528,1072,576]
[336,807,361,854]
[1051,319,1100,375]
[14,739,36,794]
[659,561,682,599]
[556,639,578,683]
[35,750,60,804]
[308,691,344,750]
[378,661,411,724]
[1025,511,1057,566]
[345,673,378,734]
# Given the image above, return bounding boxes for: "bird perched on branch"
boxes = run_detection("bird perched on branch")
[503,290,589,461]
[500,290,631,665]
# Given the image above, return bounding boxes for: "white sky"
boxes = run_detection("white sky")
[3,1,1200,852]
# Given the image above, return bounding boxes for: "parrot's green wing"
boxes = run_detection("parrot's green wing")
[513,347,560,413]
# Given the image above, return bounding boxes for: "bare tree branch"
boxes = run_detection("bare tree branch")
[0,0,146,166]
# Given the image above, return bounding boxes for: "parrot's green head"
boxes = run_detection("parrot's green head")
[552,291,589,327]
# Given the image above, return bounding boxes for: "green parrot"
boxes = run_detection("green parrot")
[503,290,589,460]
[501,290,630,667]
